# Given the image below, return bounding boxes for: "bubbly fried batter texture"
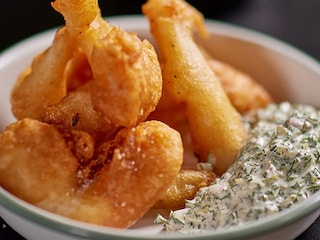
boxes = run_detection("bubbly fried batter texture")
[1,0,275,227]
[41,83,117,141]
[143,0,247,175]
[2,0,180,229]
[202,51,273,114]
[75,120,183,227]
[0,119,183,228]
[52,0,162,127]
[89,31,162,126]
[51,0,110,55]
[0,119,79,204]
[12,0,162,129]
[153,169,216,210]
[11,28,74,120]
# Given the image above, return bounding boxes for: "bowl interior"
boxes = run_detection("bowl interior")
[0,15,320,240]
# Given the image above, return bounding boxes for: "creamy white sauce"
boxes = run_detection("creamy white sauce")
[156,102,320,233]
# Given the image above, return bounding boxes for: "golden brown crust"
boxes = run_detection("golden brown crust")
[153,169,216,210]
[143,0,248,175]
[206,57,273,114]
[11,28,73,120]
[1,0,275,228]
[0,119,78,204]
[0,119,183,228]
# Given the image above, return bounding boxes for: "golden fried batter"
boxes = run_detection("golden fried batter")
[52,0,110,55]
[12,0,163,129]
[41,84,118,141]
[53,0,163,127]
[0,119,183,228]
[203,52,273,114]
[89,30,162,126]
[11,28,74,120]
[143,0,247,175]
[0,119,78,204]
[74,120,183,227]
[1,0,275,228]
[153,169,216,210]
[65,48,93,92]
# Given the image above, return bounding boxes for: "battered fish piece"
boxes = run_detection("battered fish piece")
[0,118,78,205]
[90,33,162,126]
[143,0,247,175]
[52,0,110,55]
[52,0,162,127]
[13,0,163,129]
[153,169,216,210]
[41,83,118,141]
[0,119,183,228]
[3,0,179,229]
[204,53,273,114]
[74,120,183,228]
[11,28,74,120]
[156,52,273,115]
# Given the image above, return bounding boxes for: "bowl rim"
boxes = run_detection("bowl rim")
[0,15,320,240]
[0,186,319,240]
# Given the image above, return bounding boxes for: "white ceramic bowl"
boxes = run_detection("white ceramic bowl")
[0,16,320,240]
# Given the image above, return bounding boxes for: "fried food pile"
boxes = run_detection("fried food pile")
[0,0,272,228]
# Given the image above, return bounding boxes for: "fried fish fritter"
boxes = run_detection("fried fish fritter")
[143,0,247,175]
[0,119,183,228]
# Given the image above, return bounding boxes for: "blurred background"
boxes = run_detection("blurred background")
[1,0,320,61]
[0,0,319,239]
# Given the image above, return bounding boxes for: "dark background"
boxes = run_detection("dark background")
[1,0,320,61]
[0,0,319,239]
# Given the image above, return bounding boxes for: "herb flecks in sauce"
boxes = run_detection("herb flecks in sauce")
[156,102,320,233]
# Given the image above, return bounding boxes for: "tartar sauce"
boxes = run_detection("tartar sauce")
[156,102,320,233]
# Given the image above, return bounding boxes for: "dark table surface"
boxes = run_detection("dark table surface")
[0,0,319,239]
